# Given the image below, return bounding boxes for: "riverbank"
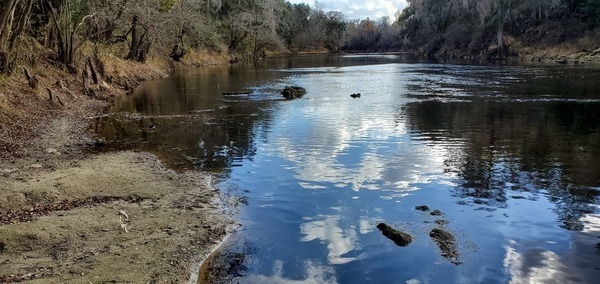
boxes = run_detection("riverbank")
[0,49,236,282]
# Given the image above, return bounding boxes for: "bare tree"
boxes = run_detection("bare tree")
[0,0,35,74]
[46,0,97,69]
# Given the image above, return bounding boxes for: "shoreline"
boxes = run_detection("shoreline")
[0,115,237,282]
[0,52,238,282]
[191,228,238,284]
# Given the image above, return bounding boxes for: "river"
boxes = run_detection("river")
[94,54,600,283]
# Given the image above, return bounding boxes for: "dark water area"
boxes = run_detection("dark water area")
[94,54,600,283]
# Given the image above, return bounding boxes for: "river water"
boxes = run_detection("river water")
[95,54,600,283]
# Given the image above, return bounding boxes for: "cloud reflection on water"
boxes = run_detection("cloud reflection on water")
[502,214,600,284]
[243,260,338,284]
[270,84,456,196]
[300,214,360,265]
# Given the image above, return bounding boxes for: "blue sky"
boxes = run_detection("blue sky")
[288,0,409,20]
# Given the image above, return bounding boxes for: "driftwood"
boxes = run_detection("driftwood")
[23,67,38,89]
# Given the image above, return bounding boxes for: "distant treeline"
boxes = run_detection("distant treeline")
[1,0,599,75]
[398,0,600,58]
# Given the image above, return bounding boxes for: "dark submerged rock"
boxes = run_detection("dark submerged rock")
[429,228,461,265]
[430,209,444,216]
[415,205,430,211]
[376,223,412,247]
[281,86,306,100]
[350,93,361,98]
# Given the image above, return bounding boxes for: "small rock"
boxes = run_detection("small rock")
[46,148,61,155]
[95,139,107,147]
[376,223,412,247]
[350,93,361,98]
[1,168,17,174]
[281,86,306,100]
[415,205,430,211]
[430,228,461,265]
[430,209,443,216]
[434,219,449,225]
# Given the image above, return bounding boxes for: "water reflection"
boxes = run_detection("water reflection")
[300,214,360,265]
[94,55,600,283]
[93,64,281,170]
[402,99,600,230]
[503,214,600,284]
[243,260,337,284]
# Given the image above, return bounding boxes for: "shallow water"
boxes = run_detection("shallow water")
[95,54,600,283]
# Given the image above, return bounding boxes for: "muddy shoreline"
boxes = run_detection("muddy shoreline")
[0,60,237,282]
[0,114,236,283]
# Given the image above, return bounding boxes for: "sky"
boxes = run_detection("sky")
[288,0,409,20]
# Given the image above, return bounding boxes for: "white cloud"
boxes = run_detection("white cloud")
[288,0,408,20]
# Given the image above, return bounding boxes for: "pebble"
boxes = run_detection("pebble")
[46,148,61,155]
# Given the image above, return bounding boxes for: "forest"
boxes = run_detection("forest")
[0,0,599,76]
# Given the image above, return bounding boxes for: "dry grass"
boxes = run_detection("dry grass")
[171,47,232,71]
[506,30,600,63]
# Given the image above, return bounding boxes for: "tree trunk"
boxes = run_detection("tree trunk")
[87,57,99,84]
[169,30,185,61]
[82,69,93,96]
[24,67,38,89]
[0,0,18,48]
[9,0,34,50]
[127,15,138,59]
[497,21,505,59]
[0,0,18,74]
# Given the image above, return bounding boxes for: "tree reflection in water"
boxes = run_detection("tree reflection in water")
[403,100,600,231]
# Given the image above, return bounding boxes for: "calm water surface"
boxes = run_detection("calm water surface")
[95,54,600,283]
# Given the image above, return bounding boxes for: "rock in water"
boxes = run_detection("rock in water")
[429,228,461,265]
[430,209,443,216]
[415,205,430,211]
[281,86,306,100]
[376,223,412,247]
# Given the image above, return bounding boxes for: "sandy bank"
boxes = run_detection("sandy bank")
[0,115,234,283]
